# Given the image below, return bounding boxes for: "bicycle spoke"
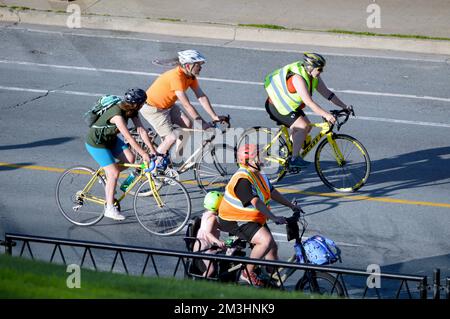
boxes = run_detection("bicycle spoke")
[196,144,235,193]
[237,128,289,184]
[56,166,105,226]
[134,177,191,236]
[316,135,370,192]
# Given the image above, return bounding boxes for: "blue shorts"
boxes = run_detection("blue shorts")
[85,138,129,167]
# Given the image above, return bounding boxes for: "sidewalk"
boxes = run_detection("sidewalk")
[1,0,450,54]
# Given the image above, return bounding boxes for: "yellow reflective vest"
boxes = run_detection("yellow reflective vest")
[264,62,318,115]
[218,167,271,225]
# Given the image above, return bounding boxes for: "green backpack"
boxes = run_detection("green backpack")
[83,95,122,127]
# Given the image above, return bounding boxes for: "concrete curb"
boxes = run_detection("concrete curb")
[1,7,450,55]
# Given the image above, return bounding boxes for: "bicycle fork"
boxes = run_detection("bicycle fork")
[326,134,345,166]
[146,172,164,208]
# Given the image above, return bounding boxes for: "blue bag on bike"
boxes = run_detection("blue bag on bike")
[303,235,342,265]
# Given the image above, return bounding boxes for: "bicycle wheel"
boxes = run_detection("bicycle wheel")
[133,175,191,236]
[237,127,290,183]
[195,143,236,193]
[295,271,345,297]
[55,166,105,226]
[315,134,371,192]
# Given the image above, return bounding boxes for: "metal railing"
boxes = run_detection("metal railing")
[1,233,447,299]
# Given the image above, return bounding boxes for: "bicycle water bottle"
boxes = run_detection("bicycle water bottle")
[120,172,135,192]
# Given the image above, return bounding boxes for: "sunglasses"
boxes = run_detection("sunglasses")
[316,67,324,72]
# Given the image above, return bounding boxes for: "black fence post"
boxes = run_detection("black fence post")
[433,269,440,300]
[420,277,428,299]
[1,238,15,256]
[446,277,449,300]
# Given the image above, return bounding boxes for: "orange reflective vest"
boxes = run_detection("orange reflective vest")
[218,167,271,225]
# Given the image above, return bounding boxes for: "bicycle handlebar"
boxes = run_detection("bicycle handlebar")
[323,107,355,133]
[211,114,231,132]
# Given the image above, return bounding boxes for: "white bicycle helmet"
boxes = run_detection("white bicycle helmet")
[178,50,206,65]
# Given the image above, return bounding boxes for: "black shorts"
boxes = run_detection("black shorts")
[265,99,305,127]
[218,217,269,242]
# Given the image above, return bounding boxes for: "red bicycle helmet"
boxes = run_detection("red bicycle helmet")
[237,144,258,165]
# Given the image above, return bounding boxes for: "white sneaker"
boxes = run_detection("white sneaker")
[104,205,125,221]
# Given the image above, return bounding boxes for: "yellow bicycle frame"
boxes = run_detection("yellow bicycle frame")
[79,161,164,208]
[263,121,345,166]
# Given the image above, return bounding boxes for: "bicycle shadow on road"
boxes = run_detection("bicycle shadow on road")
[273,146,450,206]
[360,146,450,197]
[0,137,76,151]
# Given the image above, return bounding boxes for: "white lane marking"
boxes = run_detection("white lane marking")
[335,89,450,103]
[272,232,363,247]
[4,25,448,63]
[0,59,262,85]
[0,86,48,93]
[349,115,450,128]
[1,59,449,103]
[1,85,450,128]
[0,85,104,97]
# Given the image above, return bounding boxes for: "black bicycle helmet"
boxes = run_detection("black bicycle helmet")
[124,88,147,105]
[303,52,326,69]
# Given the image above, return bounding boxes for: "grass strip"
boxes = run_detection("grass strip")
[0,254,324,299]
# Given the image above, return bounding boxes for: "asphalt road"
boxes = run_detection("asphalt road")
[0,23,449,284]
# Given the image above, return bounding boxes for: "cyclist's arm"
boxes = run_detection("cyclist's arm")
[317,78,349,109]
[235,179,285,224]
[251,197,286,224]
[131,116,157,155]
[175,90,204,121]
[110,115,149,161]
[292,75,331,118]
[271,188,297,210]
[192,86,220,121]
[202,215,223,247]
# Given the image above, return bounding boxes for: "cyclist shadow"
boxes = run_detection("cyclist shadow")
[381,253,450,278]
[359,146,450,197]
[0,137,76,151]
[270,146,450,213]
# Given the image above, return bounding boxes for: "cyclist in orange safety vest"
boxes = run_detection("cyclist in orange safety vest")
[218,144,303,286]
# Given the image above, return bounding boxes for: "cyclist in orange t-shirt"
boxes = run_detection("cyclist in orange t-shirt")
[140,50,228,156]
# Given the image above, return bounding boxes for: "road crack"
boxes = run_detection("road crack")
[4,83,74,109]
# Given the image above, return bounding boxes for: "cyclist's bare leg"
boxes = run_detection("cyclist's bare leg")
[247,227,273,273]
[290,116,311,157]
[263,240,279,273]
[116,148,135,166]
[156,133,176,155]
[103,163,121,207]
[102,150,135,207]
[193,239,216,278]
[170,106,192,157]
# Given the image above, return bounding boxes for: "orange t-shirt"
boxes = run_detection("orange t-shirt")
[146,66,199,109]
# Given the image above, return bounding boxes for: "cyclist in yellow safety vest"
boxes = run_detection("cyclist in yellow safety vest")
[264,53,353,169]
[218,144,303,287]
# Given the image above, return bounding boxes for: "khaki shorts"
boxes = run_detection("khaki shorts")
[140,103,185,138]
